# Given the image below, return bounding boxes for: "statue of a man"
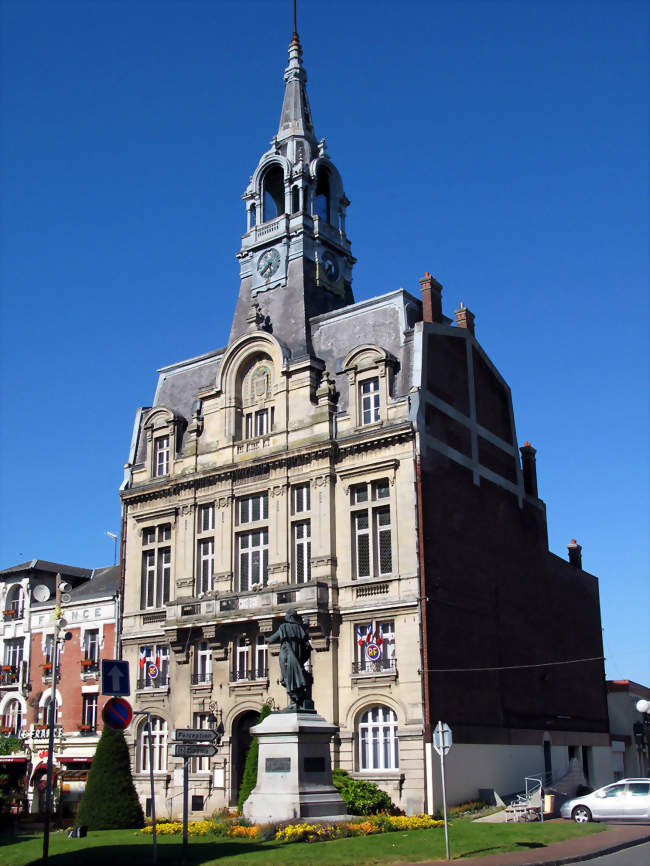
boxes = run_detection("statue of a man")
[268,610,314,711]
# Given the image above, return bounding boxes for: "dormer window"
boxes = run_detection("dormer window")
[360,377,380,426]
[153,435,169,477]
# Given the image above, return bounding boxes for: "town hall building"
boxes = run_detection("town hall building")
[118,23,610,818]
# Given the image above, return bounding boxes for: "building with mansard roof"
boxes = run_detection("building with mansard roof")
[119,24,610,818]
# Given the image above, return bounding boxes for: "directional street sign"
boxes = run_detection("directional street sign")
[102,696,133,731]
[172,743,218,758]
[101,659,130,696]
[173,728,219,743]
[433,721,453,756]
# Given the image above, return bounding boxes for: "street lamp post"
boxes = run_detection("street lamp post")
[42,573,72,866]
[634,699,650,776]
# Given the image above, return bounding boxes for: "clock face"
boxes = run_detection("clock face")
[321,251,339,281]
[257,248,281,279]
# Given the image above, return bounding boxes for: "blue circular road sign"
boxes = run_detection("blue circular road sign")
[102,696,133,731]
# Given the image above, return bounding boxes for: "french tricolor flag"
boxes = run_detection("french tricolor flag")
[139,647,147,669]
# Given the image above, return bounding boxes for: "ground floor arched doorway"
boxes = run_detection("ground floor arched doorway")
[230,710,259,806]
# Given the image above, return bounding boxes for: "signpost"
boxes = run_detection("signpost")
[102,696,133,731]
[172,728,220,743]
[101,659,130,696]
[172,728,223,866]
[433,721,452,860]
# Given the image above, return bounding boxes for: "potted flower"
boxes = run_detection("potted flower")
[80,659,95,667]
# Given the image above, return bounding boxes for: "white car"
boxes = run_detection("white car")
[560,778,650,823]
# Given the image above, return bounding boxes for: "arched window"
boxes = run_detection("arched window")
[314,166,331,223]
[138,716,168,772]
[358,705,399,770]
[5,585,24,619]
[291,185,300,214]
[262,165,285,222]
[2,699,22,735]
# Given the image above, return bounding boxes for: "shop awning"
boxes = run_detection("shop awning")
[60,757,92,764]
[0,755,28,762]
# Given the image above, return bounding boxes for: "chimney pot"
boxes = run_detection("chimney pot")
[568,539,583,569]
[519,441,538,497]
[419,272,444,324]
[454,303,476,336]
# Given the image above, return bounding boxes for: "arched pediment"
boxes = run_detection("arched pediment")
[142,406,176,431]
[342,345,396,374]
[216,331,288,397]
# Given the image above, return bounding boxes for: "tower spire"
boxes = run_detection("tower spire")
[277,1,316,145]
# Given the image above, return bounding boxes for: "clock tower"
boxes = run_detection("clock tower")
[229,23,354,357]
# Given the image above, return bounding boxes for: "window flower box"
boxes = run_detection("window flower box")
[3,609,17,617]
[42,663,53,670]
[1,665,13,672]
[80,659,96,667]
[0,726,12,735]
[33,724,48,731]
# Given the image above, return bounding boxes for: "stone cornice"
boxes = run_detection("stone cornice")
[121,424,415,506]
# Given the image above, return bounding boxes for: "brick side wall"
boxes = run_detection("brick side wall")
[419,456,609,742]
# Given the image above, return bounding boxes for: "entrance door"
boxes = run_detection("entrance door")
[230,710,259,805]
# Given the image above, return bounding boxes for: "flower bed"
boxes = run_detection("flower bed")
[139,813,444,844]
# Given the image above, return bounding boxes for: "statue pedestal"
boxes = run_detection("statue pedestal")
[242,710,347,823]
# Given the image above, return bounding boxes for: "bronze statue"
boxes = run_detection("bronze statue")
[268,609,314,711]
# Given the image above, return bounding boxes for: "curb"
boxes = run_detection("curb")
[530,833,650,866]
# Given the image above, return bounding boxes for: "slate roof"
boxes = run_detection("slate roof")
[0,560,92,579]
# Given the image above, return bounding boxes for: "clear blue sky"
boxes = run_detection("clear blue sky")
[1,1,647,685]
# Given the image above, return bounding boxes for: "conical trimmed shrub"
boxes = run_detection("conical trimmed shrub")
[75,726,144,829]
[237,704,272,811]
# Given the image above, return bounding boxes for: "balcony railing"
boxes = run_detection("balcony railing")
[352,657,397,676]
[229,667,268,683]
[191,672,213,686]
[136,674,169,690]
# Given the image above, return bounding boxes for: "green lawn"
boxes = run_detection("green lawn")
[0,820,607,866]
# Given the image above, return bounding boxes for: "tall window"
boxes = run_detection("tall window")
[351,480,392,578]
[359,377,380,426]
[153,435,170,477]
[233,637,250,681]
[138,645,170,688]
[199,504,214,533]
[4,585,24,619]
[354,621,396,673]
[245,408,272,438]
[193,642,212,685]
[292,483,310,514]
[3,699,22,735]
[4,637,24,670]
[83,629,99,664]
[358,706,399,771]
[191,713,213,773]
[255,635,268,679]
[43,696,58,726]
[197,539,214,594]
[82,694,98,730]
[138,716,168,773]
[236,492,269,592]
[293,522,311,583]
[141,524,172,609]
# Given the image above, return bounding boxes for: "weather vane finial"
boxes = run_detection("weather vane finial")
[293,0,298,38]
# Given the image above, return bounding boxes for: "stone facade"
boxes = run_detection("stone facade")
[119,25,610,820]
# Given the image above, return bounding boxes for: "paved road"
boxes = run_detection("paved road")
[579,839,650,865]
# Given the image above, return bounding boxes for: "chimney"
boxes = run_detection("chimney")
[419,272,443,323]
[519,441,538,497]
[567,539,583,569]
[454,301,475,336]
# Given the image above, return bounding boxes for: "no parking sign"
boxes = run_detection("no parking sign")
[102,697,133,731]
